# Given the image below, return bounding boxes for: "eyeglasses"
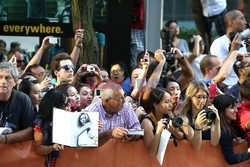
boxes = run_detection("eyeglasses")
[194,95,208,100]
[110,69,124,74]
[112,97,125,104]
[57,65,76,71]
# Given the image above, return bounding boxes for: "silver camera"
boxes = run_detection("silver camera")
[87,65,95,72]
[239,28,250,40]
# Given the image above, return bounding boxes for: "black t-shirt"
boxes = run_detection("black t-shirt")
[0,90,34,131]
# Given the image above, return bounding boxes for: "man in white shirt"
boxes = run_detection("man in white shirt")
[210,10,247,88]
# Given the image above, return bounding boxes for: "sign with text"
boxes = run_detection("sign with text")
[0,22,74,37]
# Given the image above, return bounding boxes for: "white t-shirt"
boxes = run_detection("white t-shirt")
[200,0,227,17]
[210,35,247,87]
[191,54,207,81]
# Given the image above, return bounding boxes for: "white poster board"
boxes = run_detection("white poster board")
[156,129,171,165]
[53,108,99,147]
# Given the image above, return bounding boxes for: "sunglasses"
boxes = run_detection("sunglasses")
[57,65,76,71]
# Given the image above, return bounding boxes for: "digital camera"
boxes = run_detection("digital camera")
[160,29,175,65]
[87,65,95,72]
[204,108,216,125]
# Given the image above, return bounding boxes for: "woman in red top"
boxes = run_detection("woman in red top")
[33,89,70,167]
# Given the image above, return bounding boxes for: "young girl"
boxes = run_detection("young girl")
[18,78,42,113]
[213,94,250,165]
[56,83,80,111]
[33,89,71,167]
[141,88,184,156]
[180,80,220,150]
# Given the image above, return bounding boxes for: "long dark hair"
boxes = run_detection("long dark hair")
[213,94,238,136]
[18,78,39,96]
[37,89,68,121]
[77,113,91,127]
[150,88,171,112]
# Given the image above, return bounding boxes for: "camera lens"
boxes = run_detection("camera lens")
[172,117,183,128]
[204,109,216,125]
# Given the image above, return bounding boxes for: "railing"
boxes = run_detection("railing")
[0,139,249,167]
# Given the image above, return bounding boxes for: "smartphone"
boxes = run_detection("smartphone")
[96,89,101,96]
[209,83,217,99]
[49,37,58,44]
[77,21,81,29]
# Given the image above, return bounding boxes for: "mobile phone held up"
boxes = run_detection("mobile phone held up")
[209,83,217,99]
[77,21,81,29]
[49,37,58,44]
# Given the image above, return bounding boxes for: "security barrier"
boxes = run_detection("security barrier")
[0,139,249,167]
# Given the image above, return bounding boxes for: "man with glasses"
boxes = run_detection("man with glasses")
[51,52,76,86]
[82,82,141,146]
[226,56,250,103]
[50,29,83,86]
[0,62,34,144]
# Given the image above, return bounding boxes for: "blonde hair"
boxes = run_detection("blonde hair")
[181,81,209,116]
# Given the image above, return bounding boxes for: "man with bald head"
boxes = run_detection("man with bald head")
[210,10,248,88]
[82,82,141,145]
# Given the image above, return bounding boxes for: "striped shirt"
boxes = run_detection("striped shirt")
[82,99,141,133]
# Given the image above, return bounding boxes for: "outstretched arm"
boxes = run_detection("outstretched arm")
[70,29,84,65]
[142,49,166,101]
[130,51,149,100]
[0,127,33,144]
[174,48,194,91]
[21,36,53,76]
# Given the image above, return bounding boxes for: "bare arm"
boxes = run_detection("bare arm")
[180,116,194,141]
[131,52,149,100]
[142,49,166,101]
[70,29,84,65]
[33,131,63,155]
[21,36,52,76]
[98,127,128,146]
[167,121,185,140]
[209,105,221,146]
[190,111,207,150]
[213,50,238,83]
[174,48,194,91]
[186,35,203,62]
[141,119,165,156]
[0,127,33,144]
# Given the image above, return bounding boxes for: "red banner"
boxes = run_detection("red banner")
[0,139,249,167]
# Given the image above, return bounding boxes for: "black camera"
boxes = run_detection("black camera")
[163,115,183,128]
[204,108,216,125]
[160,29,175,65]
[172,117,183,128]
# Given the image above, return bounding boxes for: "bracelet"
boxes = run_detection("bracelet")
[75,43,83,48]
[194,127,202,131]
[3,135,7,144]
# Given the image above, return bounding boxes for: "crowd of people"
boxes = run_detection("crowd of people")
[0,7,250,167]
